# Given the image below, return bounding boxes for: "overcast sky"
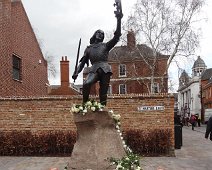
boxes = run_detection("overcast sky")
[22,0,212,89]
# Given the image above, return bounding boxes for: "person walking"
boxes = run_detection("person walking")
[205,116,212,141]
[197,114,201,127]
[190,114,196,130]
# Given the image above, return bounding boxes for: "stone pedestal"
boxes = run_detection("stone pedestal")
[69,111,125,170]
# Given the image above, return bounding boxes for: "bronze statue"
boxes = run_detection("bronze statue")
[72,0,123,106]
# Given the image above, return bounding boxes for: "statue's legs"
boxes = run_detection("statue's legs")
[83,72,99,103]
[99,72,111,106]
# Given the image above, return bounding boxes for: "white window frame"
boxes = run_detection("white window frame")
[119,64,126,77]
[151,82,159,93]
[119,84,127,94]
[107,85,112,94]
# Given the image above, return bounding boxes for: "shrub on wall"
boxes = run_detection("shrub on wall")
[124,129,172,156]
[0,130,76,156]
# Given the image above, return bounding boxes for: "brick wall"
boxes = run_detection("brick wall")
[0,0,12,95]
[0,0,48,97]
[0,94,174,148]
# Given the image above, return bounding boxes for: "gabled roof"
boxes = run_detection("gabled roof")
[108,44,169,61]
[201,68,212,80]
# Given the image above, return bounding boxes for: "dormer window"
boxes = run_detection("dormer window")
[119,64,126,77]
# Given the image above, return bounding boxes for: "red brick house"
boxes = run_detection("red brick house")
[85,31,169,95]
[0,0,49,97]
[201,68,212,122]
[108,31,169,94]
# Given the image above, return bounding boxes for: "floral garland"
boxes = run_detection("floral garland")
[109,110,142,170]
[71,100,105,115]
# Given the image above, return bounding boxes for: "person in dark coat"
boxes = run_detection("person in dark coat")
[205,116,212,141]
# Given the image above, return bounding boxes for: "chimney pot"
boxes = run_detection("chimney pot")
[127,30,136,50]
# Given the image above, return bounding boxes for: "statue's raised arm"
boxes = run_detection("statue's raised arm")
[106,0,123,51]
[114,0,123,20]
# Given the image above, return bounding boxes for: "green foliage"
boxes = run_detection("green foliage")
[110,152,142,170]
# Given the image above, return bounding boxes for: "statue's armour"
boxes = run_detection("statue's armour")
[86,43,112,74]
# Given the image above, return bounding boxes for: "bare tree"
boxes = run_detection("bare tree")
[44,52,57,78]
[122,0,205,92]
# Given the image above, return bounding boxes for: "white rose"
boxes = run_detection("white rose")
[75,108,80,113]
[91,106,96,111]
[135,166,141,170]
[79,106,83,111]
[113,114,121,121]
[86,101,92,106]
[71,107,75,112]
[116,164,123,169]
[109,110,114,114]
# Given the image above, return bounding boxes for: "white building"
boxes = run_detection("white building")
[178,56,207,117]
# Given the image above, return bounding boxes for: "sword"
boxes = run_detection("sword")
[114,0,123,18]
[73,38,81,83]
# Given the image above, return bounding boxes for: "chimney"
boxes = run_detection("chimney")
[127,30,136,50]
[60,56,70,87]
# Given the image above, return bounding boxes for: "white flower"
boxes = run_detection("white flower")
[83,109,87,113]
[135,166,141,170]
[74,108,80,113]
[113,114,121,121]
[122,141,126,145]
[71,107,75,112]
[94,101,98,106]
[109,110,114,114]
[91,106,96,111]
[117,129,120,133]
[79,106,83,111]
[86,101,92,106]
[116,164,123,170]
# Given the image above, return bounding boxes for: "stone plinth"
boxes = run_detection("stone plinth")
[69,111,126,170]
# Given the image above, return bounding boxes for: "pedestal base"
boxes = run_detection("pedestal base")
[69,111,125,170]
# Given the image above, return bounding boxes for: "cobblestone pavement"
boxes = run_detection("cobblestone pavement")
[0,125,211,170]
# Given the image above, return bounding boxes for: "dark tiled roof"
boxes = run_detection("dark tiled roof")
[201,68,212,80]
[108,44,169,61]
[180,70,190,79]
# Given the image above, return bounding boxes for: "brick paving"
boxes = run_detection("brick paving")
[0,125,211,170]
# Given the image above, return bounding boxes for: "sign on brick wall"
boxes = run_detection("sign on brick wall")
[138,106,165,111]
